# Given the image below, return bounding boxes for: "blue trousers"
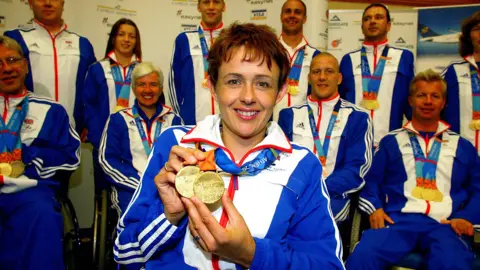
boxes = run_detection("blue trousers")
[0,186,64,270]
[346,212,474,270]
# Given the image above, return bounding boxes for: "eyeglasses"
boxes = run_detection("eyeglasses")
[0,57,24,69]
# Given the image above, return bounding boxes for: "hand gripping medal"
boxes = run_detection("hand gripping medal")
[175,149,225,204]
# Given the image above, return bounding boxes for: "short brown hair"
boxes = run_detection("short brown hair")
[459,11,480,57]
[207,22,290,90]
[410,69,447,97]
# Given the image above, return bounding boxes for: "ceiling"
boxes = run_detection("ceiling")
[332,0,479,7]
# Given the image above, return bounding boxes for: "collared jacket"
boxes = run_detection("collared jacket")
[114,115,344,270]
[0,91,81,193]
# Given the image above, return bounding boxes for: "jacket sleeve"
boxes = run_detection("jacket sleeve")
[22,103,81,180]
[83,63,104,149]
[451,139,480,225]
[277,108,293,141]
[114,128,188,266]
[358,136,390,215]
[400,50,414,121]
[168,35,184,118]
[250,154,345,270]
[442,64,460,133]
[339,54,355,103]
[325,111,373,198]
[98,113,141,191]
[74,37,97,134]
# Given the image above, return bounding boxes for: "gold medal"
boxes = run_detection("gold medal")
[9,161,25,178]
[433,190,443,202]
[411,186,424,199]
[0,163,12,176]
[115,105,126,112]
[193,171,225,204]
[287,85,300,96]
[361,99,380,111]
[421,188,437,201]
[202,78,209,89]
[175,166,201,198]
[475,120,480,130]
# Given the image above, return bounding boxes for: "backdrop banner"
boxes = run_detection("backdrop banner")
[327,9,418,62]
[416,4,480,73]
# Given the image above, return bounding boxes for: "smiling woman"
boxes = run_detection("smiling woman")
[114,23,345,270]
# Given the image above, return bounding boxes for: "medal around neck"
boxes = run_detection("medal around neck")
[0,163,12,176]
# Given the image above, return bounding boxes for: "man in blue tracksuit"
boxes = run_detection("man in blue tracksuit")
[274,0,320,121]
[168,0,225,125]
[339,3,414,147]
[347,69,480,270]
[278,53,373,222]
[0,36,81,270]
[4,0,96,133]
[442,11,480,155]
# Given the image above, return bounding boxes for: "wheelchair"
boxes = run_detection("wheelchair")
[347,200,480,270]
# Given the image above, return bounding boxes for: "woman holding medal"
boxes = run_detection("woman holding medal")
[114,23,344,269]
[84,18,142,190]
[99,62,181,216]
[443,11,480,155]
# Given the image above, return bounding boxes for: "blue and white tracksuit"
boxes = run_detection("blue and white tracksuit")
[114,115,344,270]
[442,55,480,155]
[273,35,320,121]
[4,20,97,132]
[99,101,182,216]
[0,91,81,270]
[278,95,373,222]
[348,121,480,270]
[339,41,414,147]
[168,23,223,125]
[83,52,140,150]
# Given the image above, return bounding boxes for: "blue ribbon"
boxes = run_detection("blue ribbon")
[408,132,442,183]
[131,105,162,156]
[361,46,390,100]
[307,99,341,166]
[0,96,28,154]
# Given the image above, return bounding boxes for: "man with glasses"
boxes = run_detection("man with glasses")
[4,0,96,134]
[0,35,81,270]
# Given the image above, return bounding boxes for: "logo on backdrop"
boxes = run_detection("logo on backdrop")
[391,18,414,27]
[172,0,196,6]
[251,9,267,20]
[177,10,201,21]
[181,24,197,32]
[331,38,342,48]
[395,37,414,49]
[97,5,137,17]
[246,0,273,5]
[329,15,348,28]
[0,16,5,28]
[102,17,114,28]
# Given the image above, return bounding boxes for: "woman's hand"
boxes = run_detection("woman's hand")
[154,146,205,225]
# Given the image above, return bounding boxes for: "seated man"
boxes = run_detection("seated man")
[278,52,373,222]
[347,69,480,270]
[0,36,81,270]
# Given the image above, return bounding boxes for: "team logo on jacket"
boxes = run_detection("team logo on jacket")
[129,120,135,126]
[460,73,470,78]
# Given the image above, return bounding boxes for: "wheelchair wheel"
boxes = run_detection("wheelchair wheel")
[61,197,81,270]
